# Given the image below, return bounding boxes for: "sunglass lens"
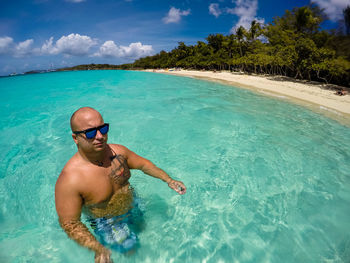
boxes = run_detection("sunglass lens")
[100,124,109,135]
[85,129,97,139]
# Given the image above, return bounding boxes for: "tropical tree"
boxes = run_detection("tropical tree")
[128,5,350,87]
[235,26,247,57]
[248,20,262,41]
[344,6,350,35]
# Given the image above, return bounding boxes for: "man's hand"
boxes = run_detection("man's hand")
[95,247,113,263]
[168,179,187,195]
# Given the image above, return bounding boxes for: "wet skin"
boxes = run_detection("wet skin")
[80,145,134,219]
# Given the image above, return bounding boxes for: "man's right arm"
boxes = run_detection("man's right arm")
[55,171,112,262]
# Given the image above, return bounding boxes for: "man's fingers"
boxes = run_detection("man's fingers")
[168,180,186,194]
[105,252,113,263]
[101,255,113,263]
[175,182,186,194]
[95,250,113,263]
[177,182,186,192]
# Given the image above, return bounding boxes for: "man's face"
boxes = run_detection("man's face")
[71,110,108,153]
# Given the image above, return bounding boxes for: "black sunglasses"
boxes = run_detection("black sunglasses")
[73,123,109,139]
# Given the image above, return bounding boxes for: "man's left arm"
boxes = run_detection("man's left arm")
[119,145,186,195]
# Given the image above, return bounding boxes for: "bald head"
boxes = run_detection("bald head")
[70,107,103,132]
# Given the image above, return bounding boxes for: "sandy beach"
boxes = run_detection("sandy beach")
[147,69,350,121]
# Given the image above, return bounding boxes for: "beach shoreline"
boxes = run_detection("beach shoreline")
[145,69,350,125]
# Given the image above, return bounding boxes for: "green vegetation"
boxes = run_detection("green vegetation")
[125,5,350,87]
[56,63,129,71]
[55,5,350,87]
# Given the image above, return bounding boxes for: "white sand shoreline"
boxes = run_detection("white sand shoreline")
[145,69,350,124]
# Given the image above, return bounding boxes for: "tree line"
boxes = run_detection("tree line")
[56,64,122,71]
[126,5,350,87]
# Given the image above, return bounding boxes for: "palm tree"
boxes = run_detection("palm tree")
[344,6,350,35]
[206,34,225,53]
[236,26,246,57]
[294,5,323,34]
[249,20,261,41]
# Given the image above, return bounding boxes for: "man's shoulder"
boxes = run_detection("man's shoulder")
[57,155,84,185]
[62,153,82,171]
[109,143,129,154]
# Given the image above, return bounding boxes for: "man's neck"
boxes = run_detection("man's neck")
[78,148,106,166]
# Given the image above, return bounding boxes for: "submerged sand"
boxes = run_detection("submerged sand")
[146,69,350,123]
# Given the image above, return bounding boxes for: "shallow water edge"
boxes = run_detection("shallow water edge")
[152,71,350,127]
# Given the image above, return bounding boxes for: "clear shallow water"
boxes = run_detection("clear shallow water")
[0,70,349,263]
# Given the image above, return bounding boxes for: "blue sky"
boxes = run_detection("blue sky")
[0,0,349,76]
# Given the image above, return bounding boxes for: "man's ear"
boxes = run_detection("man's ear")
[72,133,78,145]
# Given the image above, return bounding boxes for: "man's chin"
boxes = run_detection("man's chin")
[94,142,106,150]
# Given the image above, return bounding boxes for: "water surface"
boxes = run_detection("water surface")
[0,70,349,262]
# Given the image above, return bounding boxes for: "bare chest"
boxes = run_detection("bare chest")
[82,154,132,206]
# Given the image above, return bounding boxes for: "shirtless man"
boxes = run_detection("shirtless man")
[55,107,186,263]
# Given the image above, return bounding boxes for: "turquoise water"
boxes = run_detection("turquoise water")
[0,70,349,263]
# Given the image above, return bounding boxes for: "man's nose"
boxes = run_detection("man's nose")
[95,129,103,139]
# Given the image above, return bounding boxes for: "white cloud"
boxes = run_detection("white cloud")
[94,41,154,59]
[313,0,350,21]
[14,39,34,57]
[41,37,55,54]
[163,7,191,24]
[209,3,222,18]
[95,40,121,58]
[0,37,36,57]
[2,34,153,60]
[41,33,97,56]
[0,36,14,54]
[227,0,264,33]
[119,42,154,58]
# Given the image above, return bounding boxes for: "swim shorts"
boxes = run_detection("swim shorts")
[88,197,144,253]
